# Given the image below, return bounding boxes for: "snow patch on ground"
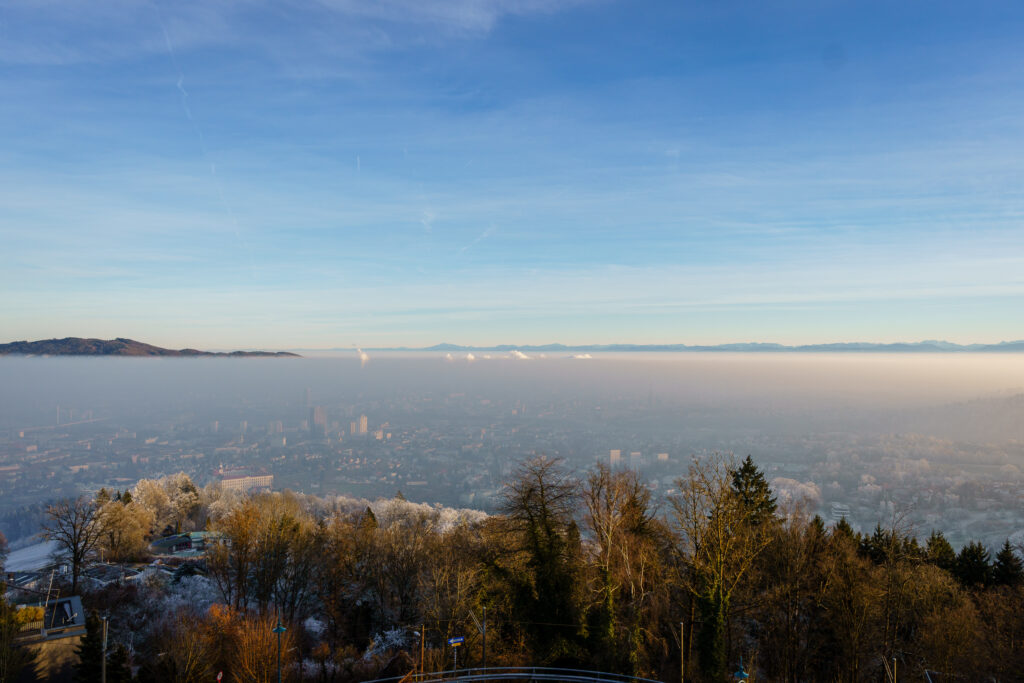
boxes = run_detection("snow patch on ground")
[5,540,58,571]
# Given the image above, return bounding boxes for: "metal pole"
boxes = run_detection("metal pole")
[680,621,686,683]
[482,608,487,671]
[420,626,425,677]
[101,616,108,683]
[454,645,457,673]
[273,616,287,683]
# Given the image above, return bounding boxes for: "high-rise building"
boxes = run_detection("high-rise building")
[359,414,368,435]
[610,449,621,465]
[310,406,327,437]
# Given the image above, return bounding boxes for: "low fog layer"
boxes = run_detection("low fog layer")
[2,353,1024,438]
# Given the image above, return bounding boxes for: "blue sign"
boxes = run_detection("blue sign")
[448,636,465,647]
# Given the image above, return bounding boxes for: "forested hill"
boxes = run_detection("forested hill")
[0,337,299,357]
[5,457,1023,682]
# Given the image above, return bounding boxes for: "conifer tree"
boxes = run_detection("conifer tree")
[860,524,893,564]
[106,643,132,683]
[993,540,1023,587]
[74,611,104,682]
[832,516,857,544]
[809,514,827,538]
[361,506,378,530]
[925,530,956,571]
[954,541,992,588]
[730,455,777,525]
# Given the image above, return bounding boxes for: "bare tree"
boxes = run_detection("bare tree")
[207,499,262,611]
[670,454,773,680]
[41,496,106,594]
[583,463,668,675]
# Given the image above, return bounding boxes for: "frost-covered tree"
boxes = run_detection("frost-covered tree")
[133,473,202,535]
[98,498,154,562]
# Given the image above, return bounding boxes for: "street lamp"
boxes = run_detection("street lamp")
[273,616,287,683]
[734,655,749,680]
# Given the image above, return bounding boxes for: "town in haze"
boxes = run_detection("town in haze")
[2,354,1022,552]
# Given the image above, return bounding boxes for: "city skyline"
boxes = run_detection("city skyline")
[3,1,1024,348]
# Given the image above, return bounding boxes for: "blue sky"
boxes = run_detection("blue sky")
[2,0,1024,349]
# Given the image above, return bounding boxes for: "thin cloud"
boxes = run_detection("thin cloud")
[420,210,436,234]
[459,225,496,255]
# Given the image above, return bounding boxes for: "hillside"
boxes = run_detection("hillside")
[0,337,299,357]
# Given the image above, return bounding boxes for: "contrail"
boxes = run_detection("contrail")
[155,1,255,279]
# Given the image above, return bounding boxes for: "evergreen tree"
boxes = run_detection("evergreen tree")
[730,455,777,525]
[360,506,378,530]
[74,611,104,682]
[925,530,956,571]
[860,524,893,564]
[120,490,133,505]
[809,514,827,539]
[106,643,132,683]
[954,541,992,588]
[831,517,857,544]
[993,540,1023,587]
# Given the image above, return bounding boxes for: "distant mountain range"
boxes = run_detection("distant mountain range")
[5,337,1024,357]
[363,340,1024,353]
[0,337,300,357]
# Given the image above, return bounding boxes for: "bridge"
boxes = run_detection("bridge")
[365,667,664,683]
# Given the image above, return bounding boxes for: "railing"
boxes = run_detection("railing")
[364,667,664,683]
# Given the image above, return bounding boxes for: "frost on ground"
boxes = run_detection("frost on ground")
[5,540,58,571]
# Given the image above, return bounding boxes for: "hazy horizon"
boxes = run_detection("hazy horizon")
[4,352,1024,427]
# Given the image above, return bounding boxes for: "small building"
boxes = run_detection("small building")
[219,471,273,492]
[15,596,87,682]
[150,531,223,557]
